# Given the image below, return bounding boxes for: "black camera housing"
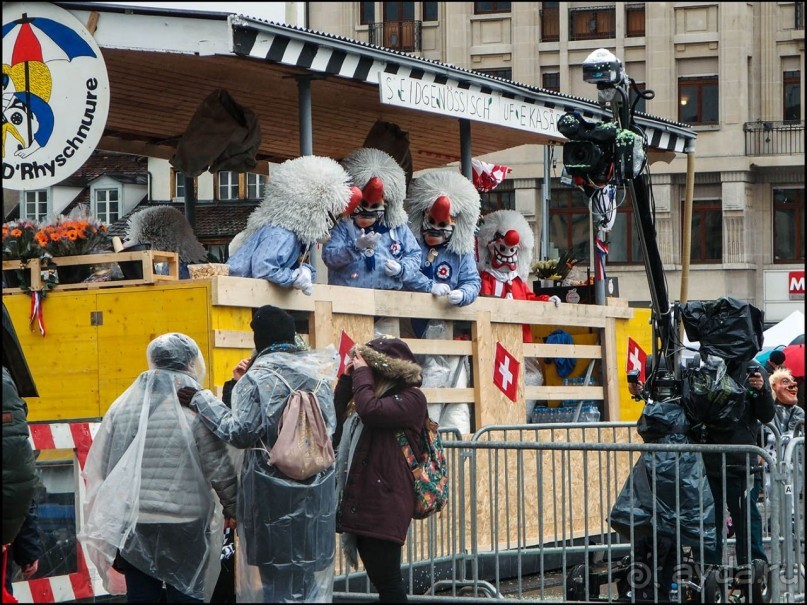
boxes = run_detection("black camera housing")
[627,369,640,384]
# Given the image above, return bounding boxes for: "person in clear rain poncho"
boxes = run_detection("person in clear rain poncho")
[179,305,338,603]
[78,333,237,603]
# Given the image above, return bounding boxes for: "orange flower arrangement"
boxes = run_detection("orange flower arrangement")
[35,216,111,257]
[2,220,42,260]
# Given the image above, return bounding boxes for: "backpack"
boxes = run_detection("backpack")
[266,373,335,481]
[396,416,449,520]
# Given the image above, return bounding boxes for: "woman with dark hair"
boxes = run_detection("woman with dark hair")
[334,336,427,603]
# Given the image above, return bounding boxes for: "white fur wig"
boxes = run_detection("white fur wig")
[341,147,408,229]
[476,210,535,280]
[126,206,208,263]
[233,155,352,253]
[405,170,480,256]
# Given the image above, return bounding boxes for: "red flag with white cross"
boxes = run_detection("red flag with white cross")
[337,330,355,377]
[493,342,520,402]
[626,337,647,382]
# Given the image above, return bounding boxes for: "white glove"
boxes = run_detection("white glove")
[447,290,464,305]
[548,295,561,307]
[384,259,402,277]
[292,266,313,295]
[431,283,450,297]
[356,229,380,250]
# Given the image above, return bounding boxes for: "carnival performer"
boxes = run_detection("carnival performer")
[476,209,540,342]
[401,169,481,434]
[322,148,422,292]
[228,155,360,295]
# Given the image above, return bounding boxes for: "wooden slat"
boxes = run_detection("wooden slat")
[213,330,253,349]
[603,318,621,421]
[400,338,474,356]
[420,388,475,404]
[525,385,605,401]
[523,343,602,359]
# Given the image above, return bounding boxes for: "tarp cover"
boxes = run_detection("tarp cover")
[681,297,764,363]
[609,400,716,550]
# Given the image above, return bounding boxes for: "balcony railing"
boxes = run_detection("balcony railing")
[743,120,805,156]
[368,20,422,52]
[569,6,615,41]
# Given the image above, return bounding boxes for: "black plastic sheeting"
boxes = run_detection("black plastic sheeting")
[681,296,764,363]
[609,401,716,550]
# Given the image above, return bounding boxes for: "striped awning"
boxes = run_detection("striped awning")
[230,16,695,154]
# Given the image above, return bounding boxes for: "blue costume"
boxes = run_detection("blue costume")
[403,246,480,306]
[228,225,313,287]
[322,219,421,290]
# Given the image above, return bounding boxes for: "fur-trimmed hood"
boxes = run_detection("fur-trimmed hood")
[353,338,422,386]
[341,148,408,229]
[476,210,535,279]
[126,206,208,263]
[233,155,352,253]
[405,170,480,255]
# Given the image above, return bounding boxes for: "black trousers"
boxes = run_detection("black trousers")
[356,536,407,603]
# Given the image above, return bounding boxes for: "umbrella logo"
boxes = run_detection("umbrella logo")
[2,3,109,190]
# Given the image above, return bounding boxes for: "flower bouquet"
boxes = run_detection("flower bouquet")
[35,215,111,284]
[531,249,580,285]
[3,220,45,289]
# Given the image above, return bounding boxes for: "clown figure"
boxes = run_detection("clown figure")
[227,155,359,295]
[322,148,422,293]
[401,169,482,434]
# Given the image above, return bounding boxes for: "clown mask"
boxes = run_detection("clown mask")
[351,176,386,230]
[421,195,455,248]
[488,229,520,271]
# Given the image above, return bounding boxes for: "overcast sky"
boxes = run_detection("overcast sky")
[111,2,301,24]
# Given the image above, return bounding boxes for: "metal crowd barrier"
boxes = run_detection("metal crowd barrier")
[334,422,806,604]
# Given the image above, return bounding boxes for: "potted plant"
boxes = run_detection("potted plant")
[531,250,581,288]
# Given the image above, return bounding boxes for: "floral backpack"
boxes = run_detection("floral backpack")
[396,416,449,520]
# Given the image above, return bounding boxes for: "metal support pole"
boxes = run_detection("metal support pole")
[541,146,552,260]
[297,76,313,156]
[459,118,472,180]
[183,174,196,230]
[679,151,695,307]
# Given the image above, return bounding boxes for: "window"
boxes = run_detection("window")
[480,187,515,215]
[474,2,511,15]
[95,188,119,223]
[360,1,375,25]
[422,1,438,21]
[549,188,591,262]
[625,3,645,37]
[783,70,801,122]
[384,1,414,21]
[218,171,239,201]
[773,188,804,263]
[678,76,719,125]
[630,82,647,114]
[569,6,615,41]
[247,173,267,200]
[797,2,804,30]
[377,2,419,51]
[24,190,48,221]
[687,199,722,263]
[476,67,512,80]
[607,192,642,265]
[174,172,186,200]
[542,72,560,92]
[540,2,559,42]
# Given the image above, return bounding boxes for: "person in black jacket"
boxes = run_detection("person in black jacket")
[4,501,45,596]
[701,359,775,568]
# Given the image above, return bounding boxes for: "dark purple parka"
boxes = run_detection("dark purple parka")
[334,338,427,545]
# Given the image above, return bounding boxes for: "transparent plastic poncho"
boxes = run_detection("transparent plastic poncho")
[79,333,225,601]
[193,346,339,603]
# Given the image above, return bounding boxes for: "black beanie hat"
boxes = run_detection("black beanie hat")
[251,305,296,352]
[769,350,786,365]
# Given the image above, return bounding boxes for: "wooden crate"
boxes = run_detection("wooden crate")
[1,250,179,293]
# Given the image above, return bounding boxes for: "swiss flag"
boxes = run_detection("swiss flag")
[493,342,520,402]
[337,331,355,377]
[626,337,647,382]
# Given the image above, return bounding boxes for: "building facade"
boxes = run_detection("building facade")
[308,1,805,322]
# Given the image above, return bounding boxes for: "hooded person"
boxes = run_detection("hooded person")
[179,305,339,603]
[322,147,422,292]
[228,156,360,296]
[332,336,427,603]
[78,333,237,603]
[124,206,208,279]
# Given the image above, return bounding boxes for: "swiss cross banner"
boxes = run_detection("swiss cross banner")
[493,342,520,402]
[471,158,512,193]
[626,337,647,382]
[337,331,355,377]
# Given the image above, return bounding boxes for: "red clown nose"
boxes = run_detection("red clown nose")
[346,186,363,215]
[428,196,452,223]
[504,230,520,247]
[363,177,384,204]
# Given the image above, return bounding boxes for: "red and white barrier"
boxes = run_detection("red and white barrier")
[11,422,105,604]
